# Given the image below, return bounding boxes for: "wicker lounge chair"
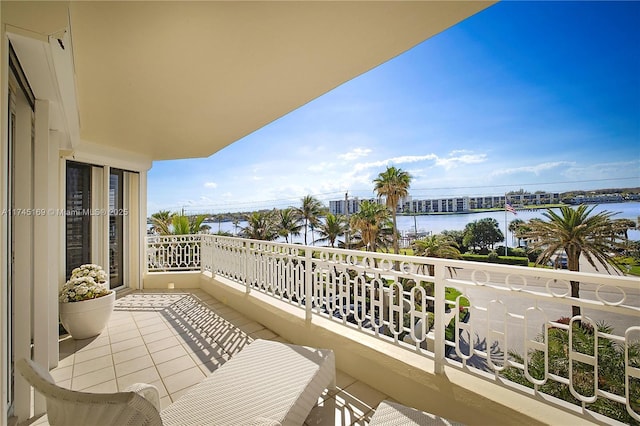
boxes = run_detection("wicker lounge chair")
[17,339,336,426]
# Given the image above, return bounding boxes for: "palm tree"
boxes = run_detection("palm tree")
[295,195,324,245]
[612,218,637,241]
[508,218,526,246]
[373,166,412,255]
[171,214,207,235]
[412,234,462,275]
[241,211,278,241]
[276,208,302,243]
[150,210,173,235]
[314,213,347,247]
[524,205,623,317]
[349,200,391,253]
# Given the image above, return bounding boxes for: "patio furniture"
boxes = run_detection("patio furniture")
[369,400,464,426]
[17,339,335,426]
[16,358,162,425]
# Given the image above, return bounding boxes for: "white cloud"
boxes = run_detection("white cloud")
[204,182,218,188]
[490,161,574,177]
[351,152,486,173]
[308,161,334,172]
[434,153,487,170]
[338,148,372,161]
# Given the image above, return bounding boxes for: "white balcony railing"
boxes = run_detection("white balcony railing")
[146,234,640,424]
[146,234,202,272]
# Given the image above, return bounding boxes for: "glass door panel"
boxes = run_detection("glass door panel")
[65,162,92,279]
[109,169,124,288]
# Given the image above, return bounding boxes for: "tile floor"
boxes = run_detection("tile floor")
[25,289,389,425]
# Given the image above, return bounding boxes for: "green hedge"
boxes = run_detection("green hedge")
[461,254,529,266]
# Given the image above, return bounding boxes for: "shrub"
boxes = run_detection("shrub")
[502,320,640,425]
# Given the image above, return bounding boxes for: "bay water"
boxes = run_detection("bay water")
[204,202,639,247]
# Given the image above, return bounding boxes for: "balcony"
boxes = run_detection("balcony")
[146,234,640,424]
[32,234,639,425]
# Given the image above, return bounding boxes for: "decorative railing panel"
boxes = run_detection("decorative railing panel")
[146,235,202,271]
[147,234,640,423]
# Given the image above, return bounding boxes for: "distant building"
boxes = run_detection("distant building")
[328,197,380,215]
[567,194,624,204]
[330,191,562,214]
[403,196,469,213]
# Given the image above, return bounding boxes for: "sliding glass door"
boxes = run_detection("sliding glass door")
[109,169,124,289]
[65,162,92,278]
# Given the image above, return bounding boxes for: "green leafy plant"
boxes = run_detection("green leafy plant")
[502,319,640,425]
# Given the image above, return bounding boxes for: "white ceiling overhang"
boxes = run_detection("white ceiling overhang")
[7,1,497,161]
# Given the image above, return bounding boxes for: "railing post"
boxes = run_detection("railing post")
[200,235,205,274]
[244,241,250,295]
[433,261,446,374]
[305,247,313,322]
[144,236,149,274]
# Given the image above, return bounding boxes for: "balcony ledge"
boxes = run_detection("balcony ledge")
[197,272,598,425]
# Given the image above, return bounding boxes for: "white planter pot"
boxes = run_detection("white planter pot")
[59,291,116,339]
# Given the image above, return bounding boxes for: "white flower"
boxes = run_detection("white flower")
[59,264,111,303]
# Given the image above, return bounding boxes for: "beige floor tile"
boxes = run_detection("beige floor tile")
[138,322,169,336]
[112,344,150,365]
[73,344,112,364]
[116,366,161,391]
[132,312,162,321]
[73,354,113,377]
[163,366,205,395]
[211,305,235,315]
[182,340,226,360]
[196,356,227,376]
[71,365,116,391]
[168,384,197,403]
[160,395,173,411]
[75,335,111,351]
[250,328,278,340]
[109,328,141,344]
[156,354,197,378]
[305,395,365,426]
[150,344,189,365]
[342,381,387,410]
[110,336,145,354]
[217,309,245,322]
[146,334,182,353]
[57,353,75,368]
[134,315,164,328]
[49,365,73,383]
[235,320,265,334]
[142,328,175,344]
[82,379,118,393]
[107,319,138,332]
[115,354,155,377]
[336,370,358,391]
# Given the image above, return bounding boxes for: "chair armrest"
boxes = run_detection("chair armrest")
[125,383,161,411]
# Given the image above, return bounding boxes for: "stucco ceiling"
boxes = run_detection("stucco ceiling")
[37,1,497,160]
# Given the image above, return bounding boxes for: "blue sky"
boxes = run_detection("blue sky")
[148,1,640,214]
